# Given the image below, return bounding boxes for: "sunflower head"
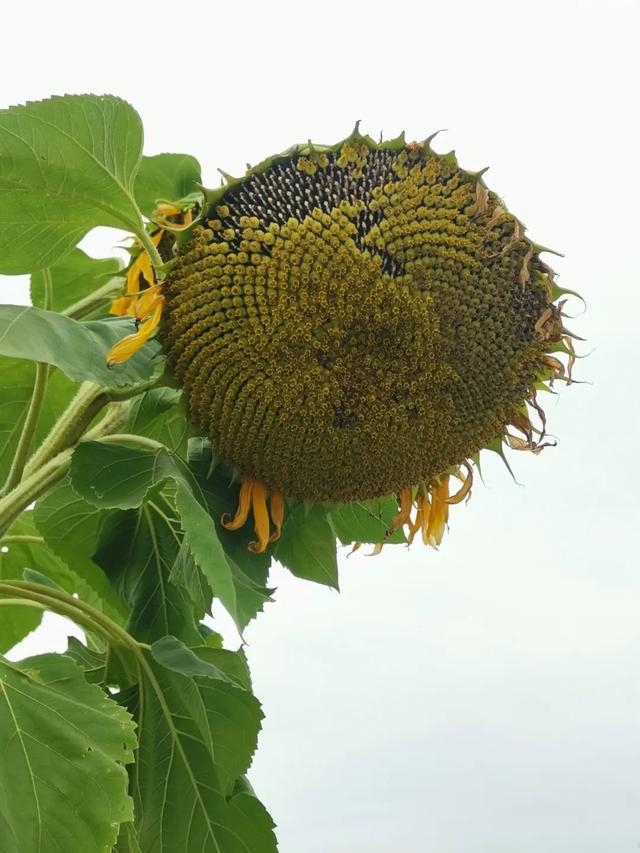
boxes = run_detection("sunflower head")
[110,126,578,550]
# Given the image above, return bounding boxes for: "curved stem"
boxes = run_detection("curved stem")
[97,433,165,452]
[1,362,50,496]
[0,535,44,546]
[0,581,150,651]
[136,227,166,280]
[0,599,47,611]
[0,449,72,538]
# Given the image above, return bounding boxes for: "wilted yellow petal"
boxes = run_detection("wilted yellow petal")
[249,480,270,553]
[446,464,473,505]
[268,490,285,543]
[106,299,163,366]
[222,477,254,531]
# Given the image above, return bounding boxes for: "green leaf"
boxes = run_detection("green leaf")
[0,355,77,486]
[190,469,274,631]
[70,441,175,509]
[33,479,126,621]
[151,635,236,684]
[30,248,123,316]
[120,642,276,851]
[134,153,202,217]
[0,94,144,274]
[125,387,189,454]
[275,503,339,588]
[71,442,244,628]
[329,496,405,544]
[0,307,164,388]
[174,481,238,629]
[0,653,136,852]
[94,500,202,645]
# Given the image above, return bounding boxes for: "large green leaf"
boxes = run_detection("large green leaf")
[0,653,136,852]
[30,248,123,316]
[120,639,276,852]
[94,499,203,645]
[0,355,77,486]
[0,307,164,388]
[275,503,339,588]
[33,479,125,620]
[0,94,144,274]
[134,153,202,217]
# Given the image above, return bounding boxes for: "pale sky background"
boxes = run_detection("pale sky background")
[2,1,639,850]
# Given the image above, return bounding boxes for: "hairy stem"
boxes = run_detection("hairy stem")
[0,449,72,539]
[22,382,109,477]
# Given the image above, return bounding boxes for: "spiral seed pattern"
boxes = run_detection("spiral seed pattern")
[163,137,555,502]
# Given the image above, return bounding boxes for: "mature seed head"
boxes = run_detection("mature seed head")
[163,132,565,503]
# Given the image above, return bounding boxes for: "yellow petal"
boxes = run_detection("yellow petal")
[109,295,135,317]
[222,477,254,531]
[249,480,270,553]
[268,490,285,543]
[446,463,473,505]
[389,487,412,535]
[106,300,163,366]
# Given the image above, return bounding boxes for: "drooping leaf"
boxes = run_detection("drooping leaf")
[94,499,202,645]
[0,653,136,852]
[275,502,339,588]
[134,153,202,217]
[189,468,274,630]
[0,355,77,486]
[71,441,245,628]
[0,307,164,388]
[0,94,144,274]
[119,640,276,851]
[30,248,123,316]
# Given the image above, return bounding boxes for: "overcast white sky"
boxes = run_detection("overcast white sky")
[2,1,639,850]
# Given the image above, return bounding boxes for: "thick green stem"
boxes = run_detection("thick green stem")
[0,449,72,538]
[62,277,123,320]
[22,382,108,477]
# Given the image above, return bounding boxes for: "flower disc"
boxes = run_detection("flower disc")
[163,134,559,502]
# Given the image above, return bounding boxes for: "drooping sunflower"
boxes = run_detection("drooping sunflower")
[109,127,578,553]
